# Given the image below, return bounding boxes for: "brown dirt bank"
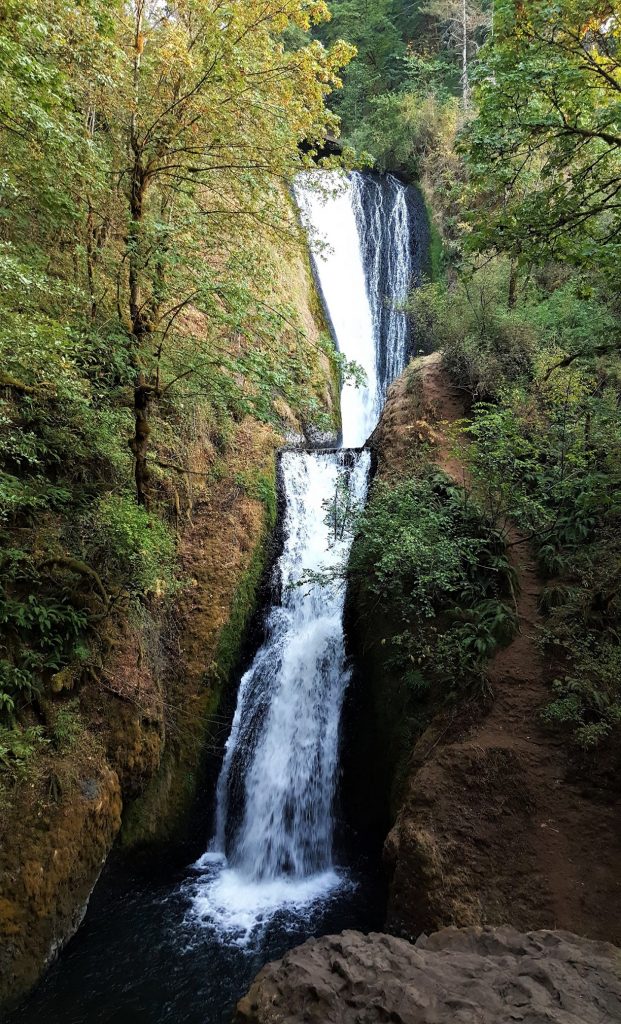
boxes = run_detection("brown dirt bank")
[360,353,621,944]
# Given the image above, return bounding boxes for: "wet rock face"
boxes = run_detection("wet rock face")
[235,927,621,1024]
[0,766,122,1008]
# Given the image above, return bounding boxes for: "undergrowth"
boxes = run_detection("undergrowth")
[430,260,621,756]
[350,469,517,701]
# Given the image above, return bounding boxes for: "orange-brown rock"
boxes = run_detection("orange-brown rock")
[0,765,121,1007]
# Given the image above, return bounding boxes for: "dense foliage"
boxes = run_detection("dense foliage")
[308,0,489,178]
[0,0,353,736]
[322,0,621,762]
[425,305,621,759]
[468,1,621,275]
[461,8,621,759]
[350,471,517,698]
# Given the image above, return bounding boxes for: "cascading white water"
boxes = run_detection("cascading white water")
[210,452,372,875]
[224,456,371,879]
[294,174,381,446]
[350,172,414,397]
[294,171,416,439]
[191,170,416,944]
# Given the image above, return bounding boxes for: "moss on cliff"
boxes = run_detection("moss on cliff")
[120,465,278,851]
[0,202,338,1005]
[215,533,272,686]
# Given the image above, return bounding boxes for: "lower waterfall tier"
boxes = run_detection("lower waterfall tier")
[191,449,370,941]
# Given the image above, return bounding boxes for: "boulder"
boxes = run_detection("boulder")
[235,926,621,1024]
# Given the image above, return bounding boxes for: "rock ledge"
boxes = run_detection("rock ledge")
[235,926,621,1024]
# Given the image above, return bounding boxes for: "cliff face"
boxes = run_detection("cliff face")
[0,766,122,1005]
[0,418,279,1006]
[345,353,621,946]
[0,246,337,1009]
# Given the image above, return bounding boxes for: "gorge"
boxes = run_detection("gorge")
[3,3,621,1021]
[6,170,427,1023]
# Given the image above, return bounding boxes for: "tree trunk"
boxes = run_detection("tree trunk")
[127,0,153,509]
[133,375,151,508]
[584,408,593,454]
[462,0,469,110]
[508,259,518,309]
[128,161,153,508]
[85,202,97,319]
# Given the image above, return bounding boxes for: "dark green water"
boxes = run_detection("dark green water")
[7,853,382,1024]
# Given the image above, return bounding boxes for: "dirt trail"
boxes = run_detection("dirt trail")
[376,353,621,944]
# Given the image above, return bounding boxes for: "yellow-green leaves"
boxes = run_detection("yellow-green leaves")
[467,0,621,277]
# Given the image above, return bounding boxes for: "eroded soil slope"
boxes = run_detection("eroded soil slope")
[374,353,621,944]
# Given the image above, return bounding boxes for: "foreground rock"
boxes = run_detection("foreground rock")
[235,927,621,1024]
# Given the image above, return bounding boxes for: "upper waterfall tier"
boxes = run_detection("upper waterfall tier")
[295,171,427,448]
[295,174,379,447]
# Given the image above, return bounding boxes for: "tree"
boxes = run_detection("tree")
[422,0,490,109]
[317,0,407,131]
[466,1,621,278]
[0,0,355,515]
[91,1,354,506]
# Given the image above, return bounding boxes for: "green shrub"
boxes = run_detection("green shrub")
[350,471,516,689]
[0,568,89,723]
[542,654,621,751]
[409,266,536,401]
[458,385,621,548]
[88,494,178,597]
[528,282,618,364]
[348,89,459,182]
[0,315,134,519]
[352,472,513,614]
[0,724,47,781]
[540,577,621,751]
[51,699,83,752]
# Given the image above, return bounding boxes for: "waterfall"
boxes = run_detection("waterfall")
[191,171,419,944]
[293,174,381,447]
[211,450,370,881]
[350,172,416,399]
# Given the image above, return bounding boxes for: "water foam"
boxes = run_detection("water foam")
[190,865,346,946]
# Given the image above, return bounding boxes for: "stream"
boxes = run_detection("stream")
[9,170,428,1024]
